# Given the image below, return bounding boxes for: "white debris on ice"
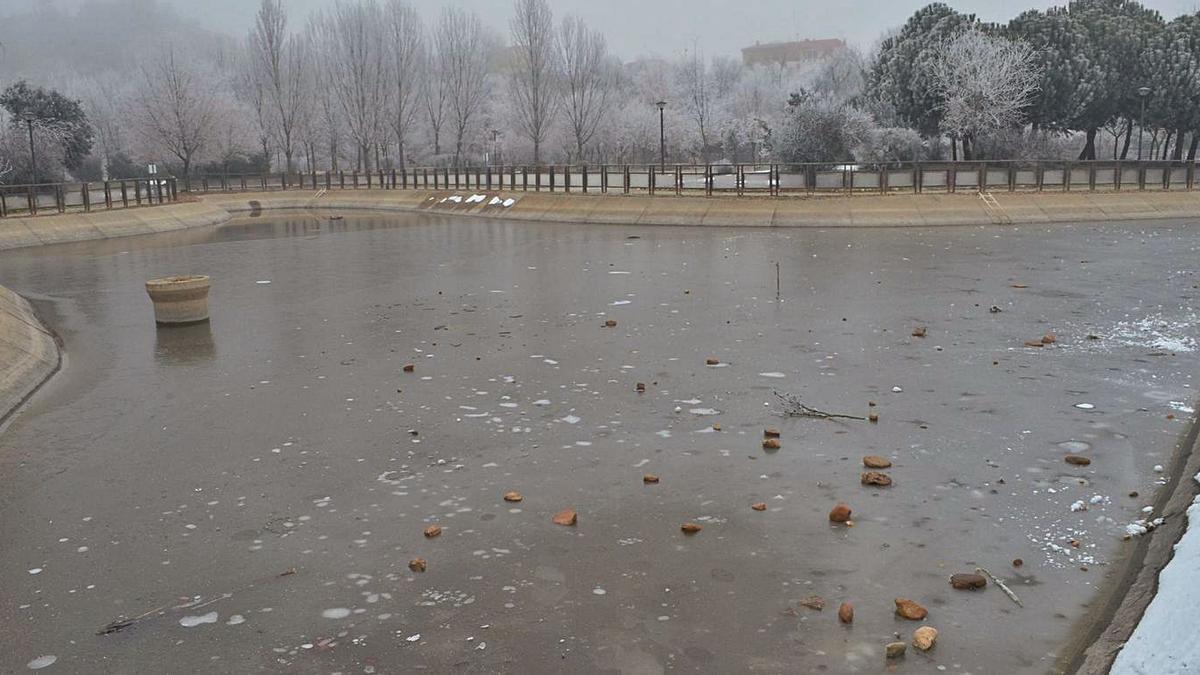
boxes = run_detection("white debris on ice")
[27,656,57,670]
[1111,473,1200,673]
[179,611,219,627]
[1124,518,1165,538]
[1108,313,1198,354]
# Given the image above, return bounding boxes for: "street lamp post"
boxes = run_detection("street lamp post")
[491,129,500,167]
[22,112,37,183]
[656,100,667,174]
[1138,86,1151,161]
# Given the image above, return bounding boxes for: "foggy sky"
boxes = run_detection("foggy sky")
[16,0,1200,58]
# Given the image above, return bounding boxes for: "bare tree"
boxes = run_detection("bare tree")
[304,20,342,171]
[384,0,425,170]
[926,29,1041,160]
[679,47,714,161]
[557,16,613,162]
[424,40,450,158]
[710,56,742,100]
[234,53,275,166]
[248,0,309,172]
[509,0,556,164]
[436,7,494,167]
[812,47,866,102]
[132,48,218,176]
[312,1,389,171]
[76,73,129,179]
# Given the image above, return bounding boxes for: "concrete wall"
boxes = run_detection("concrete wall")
[0,201,231,251]
[201,188,1200,228]
[2,187,1200,255]
[0,286,59,423]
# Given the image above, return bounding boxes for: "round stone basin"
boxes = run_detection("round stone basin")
[145,274,211,324]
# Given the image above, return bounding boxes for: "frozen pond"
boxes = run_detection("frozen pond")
[1,213,1197,673]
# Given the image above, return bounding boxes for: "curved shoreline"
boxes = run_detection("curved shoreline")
[0,200,232,251]
[204,188,1200,229]
[0,287,61,425]
[1061,412,1200,674]
[2,188,1200,252]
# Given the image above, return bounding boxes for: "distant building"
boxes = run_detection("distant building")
[741,39,846,67]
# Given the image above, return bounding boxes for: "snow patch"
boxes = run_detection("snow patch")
[1112,492,1200,673]
[27,656,57,670]
[179,611,219,627]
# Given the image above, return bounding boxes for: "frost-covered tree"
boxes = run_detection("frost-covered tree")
[384,0,425,169]
[926,29,1041,159]
[131,49,218,176]
[1142,13,1200,160]
[778,91,872,165]
[812,48,867,102]
[247,0,310,172]
[678,48,715,160]
[509,0,556,164]
[76,74,130,179]
[1005,0,1163,159]
[311,1,390,171]
[304,19,344,171]
[436,7,496,167]
[234,51,275,166]
[556,16,613,162]
[0,81,95,172]
[868,3,976,137]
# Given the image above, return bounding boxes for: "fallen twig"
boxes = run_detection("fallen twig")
[774,391,866,421]
[977,566,1023,607]
[96,567,298,635]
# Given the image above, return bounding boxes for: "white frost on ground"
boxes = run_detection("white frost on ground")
[1111,473,1200,674]
[1081,312,1200,354]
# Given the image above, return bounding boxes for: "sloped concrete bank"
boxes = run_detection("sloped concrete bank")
[1063,414,1200,674]
[0,200,231,251]
[0,286,59,424]
[202,188,1200,227]
[1,189,1198,254]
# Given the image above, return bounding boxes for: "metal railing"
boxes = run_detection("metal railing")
[178,160,1200,199]
[0,177,179,219]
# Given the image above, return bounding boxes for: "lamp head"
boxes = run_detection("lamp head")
[1138,86,1151,97]
[656,100,667,111]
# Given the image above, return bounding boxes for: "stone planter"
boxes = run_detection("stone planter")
[145,275,211,325]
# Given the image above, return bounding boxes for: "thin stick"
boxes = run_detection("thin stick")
[775,261,781,301]
[774,391,866,421]
[977,566,1023,607]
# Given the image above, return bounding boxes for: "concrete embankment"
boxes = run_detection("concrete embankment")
[1,188,1199,254]
[0,286,59,423]
[0,200,231,251]
[201,188,1200,227]
[1065,414,1200,674]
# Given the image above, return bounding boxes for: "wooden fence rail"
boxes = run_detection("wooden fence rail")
[0,178,178,219]
[175,160,1200,200]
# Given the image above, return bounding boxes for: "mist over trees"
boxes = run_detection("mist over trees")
[2,0,1200,182]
